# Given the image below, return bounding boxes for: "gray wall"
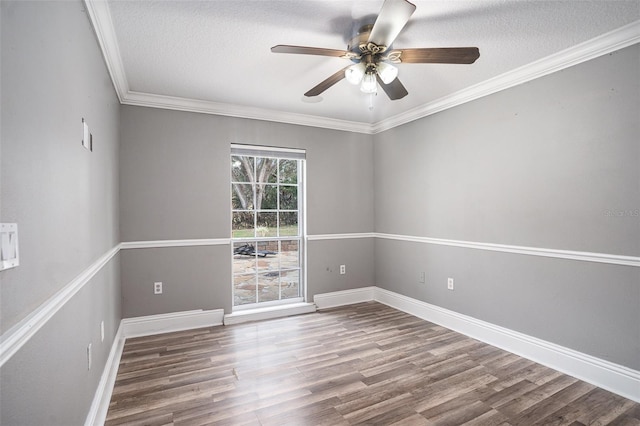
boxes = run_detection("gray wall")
[119,44,639,371]
[1,2,637,423]
[373,44,640,370]
[0,1,121,424]
[119,106,375,317]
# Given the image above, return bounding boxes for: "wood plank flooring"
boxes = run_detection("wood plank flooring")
[106,302,640,425]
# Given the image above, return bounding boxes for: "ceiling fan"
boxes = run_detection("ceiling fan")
[271,0,480,101]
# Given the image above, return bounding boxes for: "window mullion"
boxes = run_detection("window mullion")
[276,159,281,238]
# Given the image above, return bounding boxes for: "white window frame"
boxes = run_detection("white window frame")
[230,144,306,311]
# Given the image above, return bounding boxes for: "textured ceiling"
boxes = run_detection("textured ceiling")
[92,0,640,131]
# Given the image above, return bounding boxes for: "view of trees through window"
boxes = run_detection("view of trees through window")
[231,153,303,307]
[231,156,298,237]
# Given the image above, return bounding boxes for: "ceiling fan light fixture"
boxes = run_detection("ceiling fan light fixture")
[345,63,365,85]
[360,71,377,94]
[377,62,398,84]
[271,0,480,102]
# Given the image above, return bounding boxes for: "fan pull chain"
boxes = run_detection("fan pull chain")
[369,93,376,111]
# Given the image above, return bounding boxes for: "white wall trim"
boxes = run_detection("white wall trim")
[123,91,373,134]
[83,0,128,103]
[121,309,225,339]
[85,3,640,134]
[313,286,376,309]
[3,231,633,368]
[85,324,125,426]
[371,21,640,133]
[224,302,316,325]
[120,234,640,267]
[120,238,231,249]
[376,233,640,267]
[0,232,356,368]
[307,233,376,241]
[0,244,121,368]
[311,287,640,403]
[86,309,225,425]
[372,287,640,403]
[0,230,631,420]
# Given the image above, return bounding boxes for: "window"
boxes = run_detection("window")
[230,145,305,309]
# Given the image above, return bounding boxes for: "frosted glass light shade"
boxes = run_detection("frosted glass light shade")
[360,72,377,93]
[345,63,365,85]
[377,62,398,84]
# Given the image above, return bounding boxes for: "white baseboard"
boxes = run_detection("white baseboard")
[121,309,225,338]
[85,324,125,426]
[374,287,640,403]
[84,288,639,426]
[224,302,316,325]
[313,287,375,309]
[85,310,224,425]
[311,286,640,403]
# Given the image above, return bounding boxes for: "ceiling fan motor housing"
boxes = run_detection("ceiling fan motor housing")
[348,24,393,79]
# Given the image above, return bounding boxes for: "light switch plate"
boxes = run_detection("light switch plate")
[82,118,92,151]
[87,343,92,370]
[0,223,19,271]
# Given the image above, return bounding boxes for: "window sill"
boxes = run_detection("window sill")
[224,302,316,325]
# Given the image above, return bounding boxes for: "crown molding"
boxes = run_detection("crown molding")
[85,0,639,135]
[83,0,129,103]
[371,20,640,133]
[122,91,373,134]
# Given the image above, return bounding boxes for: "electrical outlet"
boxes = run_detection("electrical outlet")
[100,321,105,342]
[419,272,426,283]
[339,265,346,275]
[447,278,454,290]
[87,343,92,370]
[154,281,163,294]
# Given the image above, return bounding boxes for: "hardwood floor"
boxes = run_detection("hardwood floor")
[106,302,640,425]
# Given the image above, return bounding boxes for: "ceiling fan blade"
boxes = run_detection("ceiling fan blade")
[376,74,408,100]
[271,45,355,58]
[304,66,351,97]
[368,0,416,48]
[396,47,480,64]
